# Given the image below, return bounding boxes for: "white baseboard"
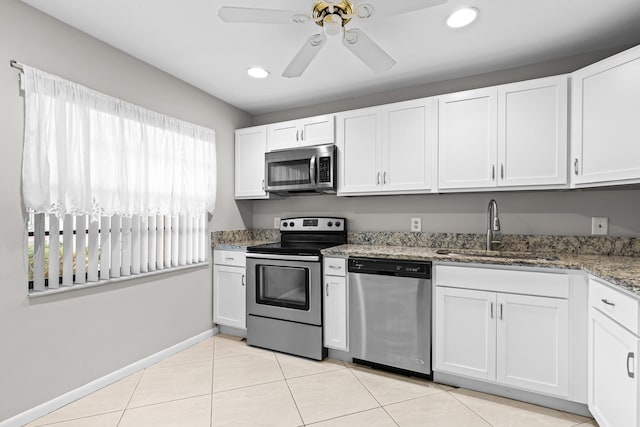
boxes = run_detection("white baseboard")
[1,327,218,427]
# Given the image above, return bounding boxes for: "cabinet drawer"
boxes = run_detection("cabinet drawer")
[590,277,639,334]
[435,265,569,298]
[213,250,246,267]
[324,257,346,276]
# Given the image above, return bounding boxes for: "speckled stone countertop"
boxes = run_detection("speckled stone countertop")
[214,241,273,251]
[322,244,640,298]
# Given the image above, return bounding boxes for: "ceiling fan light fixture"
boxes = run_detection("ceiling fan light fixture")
[447,7,478,28]
[323,13,343,36]
[247,67,269,79]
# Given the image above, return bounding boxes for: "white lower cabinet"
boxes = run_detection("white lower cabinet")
[323,257,348,351]
[434,265,571,398]
[213,250,246,330]
[588,278,640,427]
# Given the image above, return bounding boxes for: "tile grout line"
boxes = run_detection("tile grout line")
[274,353,306,426]
[344,366,400,427]
[115,368,145,427]
[446,389,495,427]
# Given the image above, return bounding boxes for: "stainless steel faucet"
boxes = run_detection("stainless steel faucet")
[486,199,501,251]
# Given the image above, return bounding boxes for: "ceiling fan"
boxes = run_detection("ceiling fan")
[218,0,447,78]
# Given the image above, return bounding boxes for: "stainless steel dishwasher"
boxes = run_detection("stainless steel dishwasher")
[348,257,432,379]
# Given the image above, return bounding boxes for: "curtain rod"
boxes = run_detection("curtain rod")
[10,59,24,72]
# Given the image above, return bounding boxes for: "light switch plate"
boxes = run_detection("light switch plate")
[274,217,281,229]
[411,217,422,232]
[591,217,608,235]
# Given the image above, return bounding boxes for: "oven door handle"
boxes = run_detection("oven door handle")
[246,253,320,262]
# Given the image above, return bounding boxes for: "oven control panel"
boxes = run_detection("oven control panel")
[280,217,346,232]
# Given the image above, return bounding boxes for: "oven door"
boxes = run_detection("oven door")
[246,254,322,326]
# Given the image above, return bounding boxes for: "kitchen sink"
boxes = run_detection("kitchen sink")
[434,249,559,262]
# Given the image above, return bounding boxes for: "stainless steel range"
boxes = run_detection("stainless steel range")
[246,217,347,360]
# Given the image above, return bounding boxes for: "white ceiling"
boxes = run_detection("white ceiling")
[22,0,640,115]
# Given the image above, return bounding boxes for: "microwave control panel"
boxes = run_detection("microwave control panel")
[318,157,331,183]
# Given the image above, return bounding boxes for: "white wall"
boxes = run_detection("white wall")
[251,45,640,238]
[0,0,252,422]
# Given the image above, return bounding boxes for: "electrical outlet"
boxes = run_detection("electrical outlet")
[591,217,608,235]
[274,217,281,229]
[411,217,422,232]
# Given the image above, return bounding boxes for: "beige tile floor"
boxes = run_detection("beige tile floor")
[26,334,599,427]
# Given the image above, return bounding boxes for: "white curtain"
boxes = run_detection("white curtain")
[22,66,217,221]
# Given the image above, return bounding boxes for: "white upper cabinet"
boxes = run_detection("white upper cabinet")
[266,114,334,151]
[571,44,640,187]
[438,87,498,190]
[438,76,568,191]
[337,98,435,195]
[498,76,568,187]
[336,106,383,194]
[234,126,268,199]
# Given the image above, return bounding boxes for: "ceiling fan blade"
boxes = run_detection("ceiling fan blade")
[218,7,309,24]
[282,33,327,78]
[342,29,396,73]
[353,0,447,22]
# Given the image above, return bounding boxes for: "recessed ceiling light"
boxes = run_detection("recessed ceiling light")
[247,67,269,79]
[447,7,479,28]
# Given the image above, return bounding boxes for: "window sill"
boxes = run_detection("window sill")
[28,262,209,298]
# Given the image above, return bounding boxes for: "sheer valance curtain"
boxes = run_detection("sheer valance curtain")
[22,65,217,291]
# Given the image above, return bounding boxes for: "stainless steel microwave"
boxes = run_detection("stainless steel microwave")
[265,144,336,195]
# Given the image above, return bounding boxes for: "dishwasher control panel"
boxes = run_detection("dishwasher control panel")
[348,257,431,279]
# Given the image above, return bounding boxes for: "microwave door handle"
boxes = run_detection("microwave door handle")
[309,155,317,185]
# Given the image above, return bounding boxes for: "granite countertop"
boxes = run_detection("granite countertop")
[322,244,640,298]
[214,240,274,251]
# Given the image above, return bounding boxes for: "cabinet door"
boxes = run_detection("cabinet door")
[235,126,268,199]
[435,287,497,381]
[498,76,568,187]
[337,107,383,195]
[324,275,347,351]
[589,309,638,427]
[572,45,640,185]
[496,293,569,397]
[438,87,498,190]
[381,99,434,192]
[213,265,246,329]
[267,121,299,151]
[300,115,335,147]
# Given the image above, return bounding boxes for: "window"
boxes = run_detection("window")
[22,65,216,292]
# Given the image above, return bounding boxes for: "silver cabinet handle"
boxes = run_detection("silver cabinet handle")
[491,165,495,180]
[500,164,504,180]
[326,283,329,297]
[225,257,235,261]
[628,352,635,378]
[490,302,494,319]
[383,171,387,184]
[328,265,341,270]
[301,129,304,141]
[296,130,299,142]
[377,172,381,185]
[500,303,503,320]
[601,298,616,307]
[574,158,579,176]
[261,179,265,190]
[241,274,245,287]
